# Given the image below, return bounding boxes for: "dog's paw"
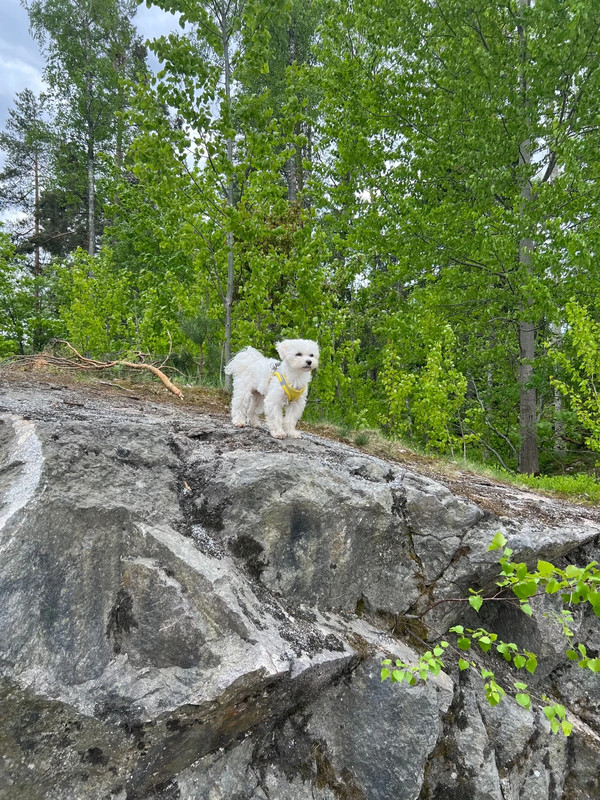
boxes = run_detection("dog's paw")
[233,421,246,428]
[270,430,286,439]
[286,430,302,439]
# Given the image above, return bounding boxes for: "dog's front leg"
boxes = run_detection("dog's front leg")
[283,396,306,439]
[264,390,287,439]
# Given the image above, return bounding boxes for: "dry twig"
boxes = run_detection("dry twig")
[3,342,184,399]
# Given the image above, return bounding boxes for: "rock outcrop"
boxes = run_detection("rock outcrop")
[1,377,599,799]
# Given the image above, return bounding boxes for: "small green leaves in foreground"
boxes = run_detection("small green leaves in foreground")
[487,532,600,675]
[380,535,597,736]
[481,669,505,706]
[381,642,450,686]
[543,699,573,737]
[448,625,537,674]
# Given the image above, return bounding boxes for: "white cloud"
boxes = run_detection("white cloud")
[135,4,181,43]
[0,54,45,98]
[0,0,45,129]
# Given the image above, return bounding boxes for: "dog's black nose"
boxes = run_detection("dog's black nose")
[306,359,312,365]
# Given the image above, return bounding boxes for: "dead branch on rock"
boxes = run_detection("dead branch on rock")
[59,341,184,398]
[3,341,184,399]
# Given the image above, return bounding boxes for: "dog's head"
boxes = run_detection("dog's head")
[276,339,320,374]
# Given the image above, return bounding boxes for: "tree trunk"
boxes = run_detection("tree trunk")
[286,153,298,203]
[34,149,40,279]
[32,147,43,349]
[221,0,234,389]
[87,143,95,256]
[285,22,298,203]
[86,10,95,257]
[517,0,538,474]
[518,321,539,473]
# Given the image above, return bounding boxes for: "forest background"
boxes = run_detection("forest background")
[2,0,600,480]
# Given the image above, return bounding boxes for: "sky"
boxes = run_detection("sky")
[1,0,45,130]
[0,0,176,132]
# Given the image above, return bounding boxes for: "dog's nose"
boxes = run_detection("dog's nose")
[306,359,312,366]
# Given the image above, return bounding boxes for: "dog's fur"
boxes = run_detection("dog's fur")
[225,339,319,439]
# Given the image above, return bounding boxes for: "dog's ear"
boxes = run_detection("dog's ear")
[276,340,291,359]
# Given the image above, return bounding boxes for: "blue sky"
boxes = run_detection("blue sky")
[0,0,176,131]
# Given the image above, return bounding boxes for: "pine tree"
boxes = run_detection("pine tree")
[23,0,147,255]
[0,89,51,274]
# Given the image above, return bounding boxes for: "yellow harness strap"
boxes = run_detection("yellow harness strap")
[273,371,305,403]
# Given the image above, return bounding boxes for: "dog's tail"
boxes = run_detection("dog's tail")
[224,346,268,377]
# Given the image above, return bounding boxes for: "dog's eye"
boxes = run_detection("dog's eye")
[310,354,314,357]
[296,353,302,357]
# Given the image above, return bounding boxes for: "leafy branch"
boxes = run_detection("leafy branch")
[382,532,600,736]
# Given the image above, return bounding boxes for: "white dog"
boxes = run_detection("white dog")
[225,339,319,439]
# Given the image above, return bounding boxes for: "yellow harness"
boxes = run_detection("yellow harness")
[272,371,305,403]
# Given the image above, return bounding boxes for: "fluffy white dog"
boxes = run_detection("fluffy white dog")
[225,339,319,439]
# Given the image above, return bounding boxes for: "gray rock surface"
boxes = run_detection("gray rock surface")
[1,377,599,799]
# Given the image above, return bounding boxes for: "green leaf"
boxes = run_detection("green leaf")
[392,669,405,683]
[565,565,583,579]
[469,594,483,612]
[513,655,527,669]
[381,668,390,681]
[513,580,538,600]
[497,642,512,662]
[489,532,507,551]
[588,591,600,615]
[537,560,555,577]
[516,563,528,581]
[561,720,573,736]
[525,655,538,674]
[515,693,531,710]
[458,659,470,671]
[457,637,471,651]
[520,603,534,617]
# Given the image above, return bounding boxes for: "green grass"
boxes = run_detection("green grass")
[506,472,600,503]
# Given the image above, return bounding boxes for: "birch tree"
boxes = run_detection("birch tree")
[316,0,600,472]
[136,0,312,383]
